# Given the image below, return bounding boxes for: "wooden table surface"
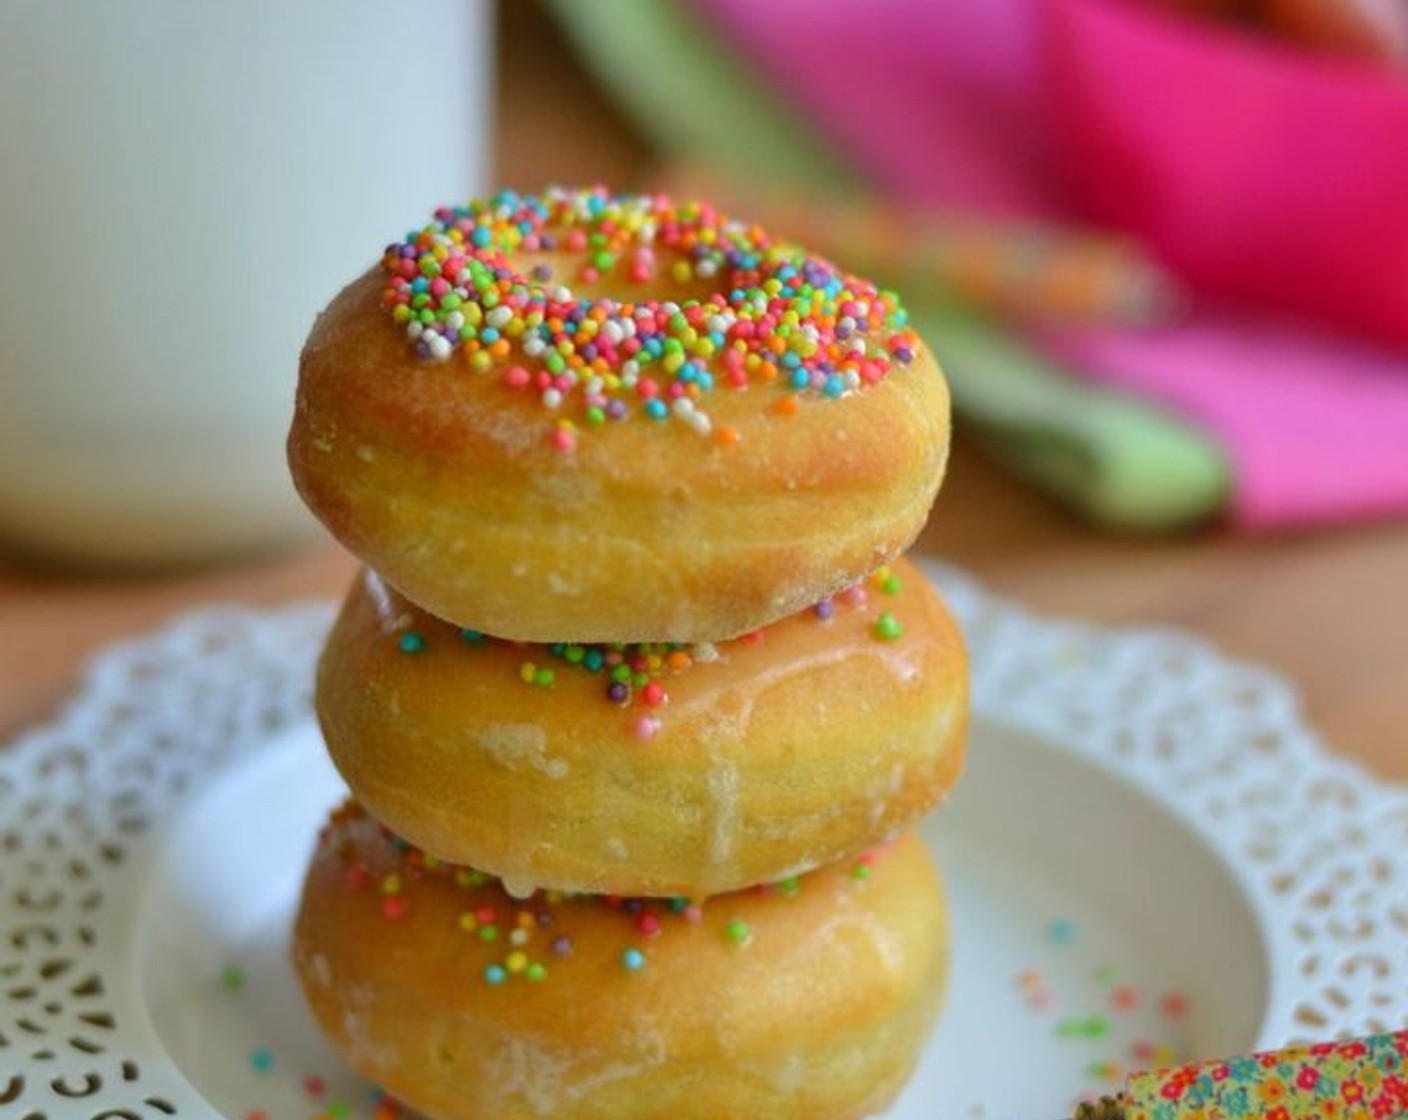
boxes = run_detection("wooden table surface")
[2,0,1406,784]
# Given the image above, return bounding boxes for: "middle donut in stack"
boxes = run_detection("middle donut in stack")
[288,187,967,1120]
[317,556,966,897]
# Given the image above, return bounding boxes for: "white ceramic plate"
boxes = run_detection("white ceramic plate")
[125,718,1258,1120]
[3,564,1404,1119]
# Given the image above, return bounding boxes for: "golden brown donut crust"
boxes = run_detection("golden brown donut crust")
[293,805,948,1120]
[315,556,967,897]
[288,268,950,643]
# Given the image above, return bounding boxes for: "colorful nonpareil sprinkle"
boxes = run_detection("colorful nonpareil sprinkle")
[873,612,904,641]
[873,566,902,595]
[1131,1041,1179,1068]
[237,1045,395,1120]
[1111,986,1139,1012]
[388,563,912,733]
[1014,921,1197,1114]
[379,187,919,442]
[380,896,407,921]
[1017,968,1055,1012]
[1059,1017,1113,1041]
[1048,917,1079,946]
[221,964,246,991]
[1159,992,1188,1019]
[320,801,861,991]
[545,638,694,711]
[1087,1060,1124,1084]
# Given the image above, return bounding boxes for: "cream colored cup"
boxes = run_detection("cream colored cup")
[0,1,489,565]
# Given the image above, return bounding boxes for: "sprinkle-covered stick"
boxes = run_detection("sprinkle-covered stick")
[1070,1030,1407,1119]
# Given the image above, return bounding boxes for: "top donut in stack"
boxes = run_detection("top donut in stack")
[288,187,962,898]
[289,188,950,645]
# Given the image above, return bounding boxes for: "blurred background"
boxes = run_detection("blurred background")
[1,0,1405,777]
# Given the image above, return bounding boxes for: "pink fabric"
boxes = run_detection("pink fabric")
[694,0,1056,217]
[1045,0,1408,349]
[1042,315,1408,527]
[696,0,1408,527]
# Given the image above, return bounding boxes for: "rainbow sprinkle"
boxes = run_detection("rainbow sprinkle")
[220,964,246,991]
[1057,1016,1112,1041]
[1016,914,1195,1108]
[873,612,904,641]
[392,564,911,733]
[379,187,919,444]
[1048,917,1079,946]
[317,802,876,990]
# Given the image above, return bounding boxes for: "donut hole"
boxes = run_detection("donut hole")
[513,249,726,307]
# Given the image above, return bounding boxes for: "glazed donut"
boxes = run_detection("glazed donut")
[315,557,968,897]
[288,188,951,643]
[293,802,948,1120]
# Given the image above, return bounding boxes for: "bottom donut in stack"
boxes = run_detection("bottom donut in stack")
[294,802,948,1120]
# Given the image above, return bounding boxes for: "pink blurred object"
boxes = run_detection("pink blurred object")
[697,0,1408,527]
[1043,313,1408,527]
[694,0,1054,217]
[1045,0,1408,347]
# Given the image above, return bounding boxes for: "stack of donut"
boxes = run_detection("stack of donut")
[286,187,969,1120]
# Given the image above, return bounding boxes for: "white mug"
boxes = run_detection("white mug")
[0,1,489,566]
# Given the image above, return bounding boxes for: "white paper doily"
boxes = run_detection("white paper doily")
[1,564,1404,1119]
